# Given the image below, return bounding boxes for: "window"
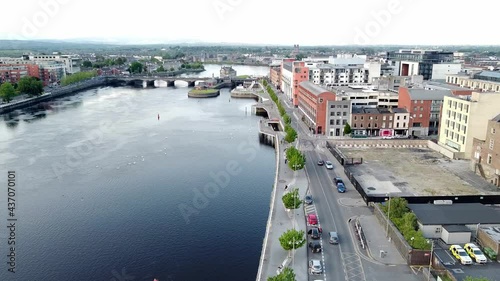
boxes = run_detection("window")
[330,105,335,109]
[414,100,417,104]
[403,122,406,127]
[414,107,417,111]
[404,115,407,120]
[343,105,348,108]
[413,114,416,118]
[490,139,494,150]
[397,116,400,120]
[421,100,424,104]
[389,116,393,121]
[353,123,357,128]
[492,128,496,134]
[342,120,347,125]
[354,116,357,120]
[487,154,492,164]
[336,119,340,125]
[343,112,347,116]
[419,114,422,118]
[337,112,341,116]
[330,120,334,125]
[396,122,400,128]
[383,116,386,121]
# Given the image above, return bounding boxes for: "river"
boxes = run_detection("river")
[0,65,275,281]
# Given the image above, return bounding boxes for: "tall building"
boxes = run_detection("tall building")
[297,81,336,135]
[280,60,308,107]
[438,92,500,159]
[471,114,500,187]
[387,49,461,80]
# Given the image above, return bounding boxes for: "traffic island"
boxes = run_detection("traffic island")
[187,88,220,98]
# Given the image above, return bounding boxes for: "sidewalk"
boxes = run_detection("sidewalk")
[357,215,407,265]
[256,83,309,281]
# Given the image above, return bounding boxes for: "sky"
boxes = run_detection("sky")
[1,0,499,46]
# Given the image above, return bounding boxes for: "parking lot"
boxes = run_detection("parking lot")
[338,147,500,196]
[433,243,500,281]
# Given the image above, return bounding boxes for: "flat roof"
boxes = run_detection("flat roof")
[442,225,470,233]
[407,88,453,100]
[423,81,468,91]
[408,203,500,225]
[299,81,331,96]
[493,114,500,122]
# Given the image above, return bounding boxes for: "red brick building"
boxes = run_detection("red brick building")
[398,87,454,137]
[292,61,309,107]
[298,81,336,134]
[269,65,281,89]
[0,64,41,84]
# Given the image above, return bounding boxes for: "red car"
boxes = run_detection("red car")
[307,214,318,225]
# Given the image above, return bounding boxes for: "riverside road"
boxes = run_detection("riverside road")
[270,82,427,281]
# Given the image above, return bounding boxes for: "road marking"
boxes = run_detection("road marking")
[305,151,366,281]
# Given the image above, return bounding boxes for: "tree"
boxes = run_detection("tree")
[286,147,305,170]
[381,197,408,220]
[169,67,175,71]
[157,65,165,72]
[267,267,296,281]
[82,61,92,68]
[129,61,144,74]
[0,82,17,103]
[115,57,126,66]
[278,229,306,252]
[17,76,44,97]
[343,122,352,135]
[282,188,301,209]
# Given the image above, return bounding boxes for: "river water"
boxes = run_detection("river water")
[0,65,275,281]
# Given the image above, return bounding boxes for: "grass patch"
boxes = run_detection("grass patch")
[189,89,218,94]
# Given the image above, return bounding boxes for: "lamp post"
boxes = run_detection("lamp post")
[427,239,434,281]
[385,193,391,239]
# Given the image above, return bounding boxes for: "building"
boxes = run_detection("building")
[220,66,236,79]
[305,54,381,87]
[0,64,29,83]
[351,107,409,137]
[269,65,281,89]
[326,100,351,137]
[407,203,500,244]
[331,85,399,109]
[471,114,500,186]
[446,71,500,93]
[280,60,309,107]
[371,75,424,91]
[438,92,500,159]
[398,87,453,137]
[0,54,81,75]
[297,81,337,135]
[387,49,461,80]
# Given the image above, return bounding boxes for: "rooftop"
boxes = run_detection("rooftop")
[407,88,453,100]
[392,108,408,113]
[442,225,471,233]
[283,61,292,72]
[475,70,500,79]
[422,81,469,91]
[408,203,500,225]
[492,114,500,122]
[299,81,331,96]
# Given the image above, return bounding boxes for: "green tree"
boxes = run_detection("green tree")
[282,188,301,209]
[283,114,291,125]
[267,267,296,281]
[343,122,352,135]
[157,65,165,72]
[82,61,92,68]
[17,76,44,96]
[284,125,298,143]
[381,197,408,220]
[129,61,144,74]
[286,146,305,170]
[0,82,17,103]
[169,67,175,71]
[278,229,306,252]
[115,57,126,65]
[60,71,97,86]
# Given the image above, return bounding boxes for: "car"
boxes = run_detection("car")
[308,259,323,274]
[337,183,346,193]
[308,227,321,239]
[317,160,324,166]
[329,231,339,244]
[464,243,488,264]
[307,214,318,226]
[450,245,472,265]
[304,195,313,205]
[325,161,333,169]
[333,177,343,185]
[308,241,322,253]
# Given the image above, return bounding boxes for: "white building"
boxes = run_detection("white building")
[281,61,293,101]
[329,85,399,109]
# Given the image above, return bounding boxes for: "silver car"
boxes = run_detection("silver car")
[304,195,313,205]
[309,259,323,274]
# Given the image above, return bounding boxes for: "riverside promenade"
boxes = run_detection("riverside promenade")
[254,83,309,281]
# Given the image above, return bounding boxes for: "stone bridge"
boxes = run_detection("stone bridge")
[103,75,258,88]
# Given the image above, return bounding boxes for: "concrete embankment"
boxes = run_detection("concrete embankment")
[0,78,107,114]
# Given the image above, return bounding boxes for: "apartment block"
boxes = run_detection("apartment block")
[331,86,399,109]
[446,71,500,93]
[269,65,281,89]
[387,49,461,80]
[471,114,500,187]
[297,81,336,135]
[398,87,453,137]
[438,92,500,159]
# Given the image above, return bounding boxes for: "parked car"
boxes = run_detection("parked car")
[317,160,324,166]
[308,227,321,239]
[333,177,343,185]
[337,182,346,193]
[307,214,318,226]
[308,259,323,274]
[309,241,322,253]
[304,195,313,205]
[464,243,487,264]
[329,232,339,244]
[450,245,472,265]
[325,161,333,170]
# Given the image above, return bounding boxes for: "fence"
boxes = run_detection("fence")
[344,166,370,205]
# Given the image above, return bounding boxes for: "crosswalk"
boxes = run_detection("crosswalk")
[304,204,317,216]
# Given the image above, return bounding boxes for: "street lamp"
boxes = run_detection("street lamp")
[385,193,391,240]
[427,239,434,281]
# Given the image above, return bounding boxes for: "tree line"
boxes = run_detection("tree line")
[0,77,44,103]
